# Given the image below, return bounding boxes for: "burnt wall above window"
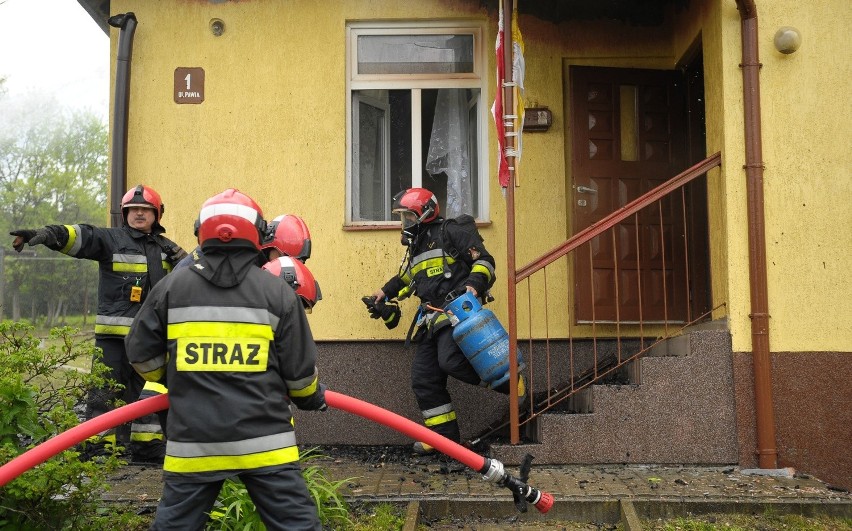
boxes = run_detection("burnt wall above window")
[482,0,690,27]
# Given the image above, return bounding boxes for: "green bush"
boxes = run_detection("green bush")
[207,447,355,530]
[0,321,147,530]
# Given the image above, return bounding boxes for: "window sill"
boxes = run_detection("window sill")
[342,220,492,231]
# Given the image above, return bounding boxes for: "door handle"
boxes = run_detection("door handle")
[576,185,597,194]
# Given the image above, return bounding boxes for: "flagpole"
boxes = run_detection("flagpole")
[502,0,520,445]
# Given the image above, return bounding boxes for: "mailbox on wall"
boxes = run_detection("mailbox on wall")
[523,107,553,132]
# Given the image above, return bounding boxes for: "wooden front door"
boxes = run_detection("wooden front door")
[570,66,688,322]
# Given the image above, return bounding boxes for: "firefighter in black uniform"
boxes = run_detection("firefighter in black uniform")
[10,185,186,461]
[126,188,325,531]
[367,187,525,455]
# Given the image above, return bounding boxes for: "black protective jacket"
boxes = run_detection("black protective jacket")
[48,223,184,337]
[381,216,496,308]
[125,243,325,480]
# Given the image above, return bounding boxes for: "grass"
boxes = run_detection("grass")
[349,503,408,530]
[644,512,852,530]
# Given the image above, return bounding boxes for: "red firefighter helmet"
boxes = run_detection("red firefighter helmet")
[391,187,439,229]
[262,256,322,311]
[121,185,164,222]
[196,188,266,249]
[262,214,312,262]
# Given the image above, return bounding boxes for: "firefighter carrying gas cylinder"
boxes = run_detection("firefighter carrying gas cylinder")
[366,187,526,455]
[9,185,187,462]
[126,188,326,530]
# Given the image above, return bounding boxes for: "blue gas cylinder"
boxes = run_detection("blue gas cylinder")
[445,292,525,389]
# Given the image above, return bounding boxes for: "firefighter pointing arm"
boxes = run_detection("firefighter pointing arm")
[9,185,186,463]
[365,187,525,456]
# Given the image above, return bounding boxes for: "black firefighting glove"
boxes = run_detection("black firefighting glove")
[362,296,401,330]
[362,296,383,319]
[10,225,65,252]
[10,229,37,252]
[379,300,401,329]
[301,383,328,412]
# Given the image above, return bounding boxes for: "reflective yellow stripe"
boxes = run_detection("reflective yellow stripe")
[60,225,78,254]
[163,445,299,473]
[397,285,412,299]
[114,262,147,273]
[144,381,168,394]
[410,256,456,278]
[95,324,131,336]
[471,263,493,281]
[424,411,457,427]
[139,367,166,382]
[131,432,164,442]
[167,322,273,340]
[132,354,166,375]
[163,260,173,272]
[288,374,318,398]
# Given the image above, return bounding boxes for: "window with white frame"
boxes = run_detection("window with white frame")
[347,22,488,225]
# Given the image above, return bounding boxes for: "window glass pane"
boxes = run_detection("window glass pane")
[358,34,474,75]
[468,91,479,213]
[424,88,479,218]
[353,96,386,221]
[353,90,412,221]
[388,91,412,206]
[348,26,485,224]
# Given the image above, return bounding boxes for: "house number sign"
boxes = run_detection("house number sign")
[174,67,205,104]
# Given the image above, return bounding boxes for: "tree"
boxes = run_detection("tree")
[0,94,107,323]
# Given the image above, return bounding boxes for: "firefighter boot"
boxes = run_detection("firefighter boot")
[518,374,528,410]
[413,441,436,455]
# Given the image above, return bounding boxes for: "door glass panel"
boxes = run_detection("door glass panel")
[620,85,638,161]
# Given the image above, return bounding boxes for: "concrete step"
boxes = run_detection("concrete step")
[490,329,736,466]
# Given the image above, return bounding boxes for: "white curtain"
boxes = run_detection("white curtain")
[425,89,471,218]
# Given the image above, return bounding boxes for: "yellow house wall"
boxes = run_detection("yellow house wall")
[109,0,505,341]
[711,0,852,352]
[109,0,851,352]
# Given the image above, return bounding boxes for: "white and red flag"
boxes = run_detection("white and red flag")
[491,4,526,189]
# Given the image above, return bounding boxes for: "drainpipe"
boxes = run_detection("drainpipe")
[735,0,778,469]
[107,13,137,228]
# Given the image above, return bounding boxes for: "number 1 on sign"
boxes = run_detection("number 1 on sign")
[184,74,191,90]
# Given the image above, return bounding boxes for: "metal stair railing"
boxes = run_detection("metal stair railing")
[504,152,723,445]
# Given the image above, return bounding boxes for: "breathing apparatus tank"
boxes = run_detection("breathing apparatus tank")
[445,292,525,389]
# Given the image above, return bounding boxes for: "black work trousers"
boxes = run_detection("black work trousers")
[151,466,321,531]
[410,326,482,442]
[85,336,145,445]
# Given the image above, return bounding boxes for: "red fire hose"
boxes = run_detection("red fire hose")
[0,391,553,513]
[0,393,169,488]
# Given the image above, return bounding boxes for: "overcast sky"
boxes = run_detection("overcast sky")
[0,0,109,121]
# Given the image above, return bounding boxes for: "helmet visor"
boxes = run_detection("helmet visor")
[397,210,419,230]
